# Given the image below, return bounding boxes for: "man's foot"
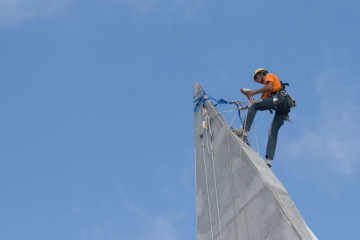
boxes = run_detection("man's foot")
[230,126,241,137]
[266,159,272,168]
[230,127,250,146]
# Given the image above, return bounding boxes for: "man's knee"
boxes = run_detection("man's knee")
[248,98,263,108]
[268,122,282,139]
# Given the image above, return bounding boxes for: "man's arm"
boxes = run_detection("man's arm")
[241,81,273,101]
[253,81,273,95]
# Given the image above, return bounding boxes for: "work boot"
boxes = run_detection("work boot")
[266,159,272,168]
[230,126,241,137]
[230,127,250,146]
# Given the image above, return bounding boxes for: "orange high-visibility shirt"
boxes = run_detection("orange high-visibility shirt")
[261,73,283,98]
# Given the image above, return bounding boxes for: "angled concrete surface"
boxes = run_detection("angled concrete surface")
[194,82,317,240]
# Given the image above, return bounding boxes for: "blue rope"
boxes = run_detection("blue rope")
[214,99,228,106]
[194,91,244,125]
[193,91,206,112]
[194,91,225,112]
[236,104,243,124]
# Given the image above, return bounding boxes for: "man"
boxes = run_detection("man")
[232,68,294,168]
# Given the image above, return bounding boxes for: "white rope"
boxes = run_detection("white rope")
[205,108,223,240]
[252,121,260,154]
[229,110,238,128]
[238,103,259,154]
[199,97,263,240]
[239,106,250,240]
[201,138,215,240]
[210,108,239,121]
[203,106,223,240]
[239,110,252,148]
[227,128,239,240]
[210,101,248,122]
[203,108,213,155]
[210,151,223,240]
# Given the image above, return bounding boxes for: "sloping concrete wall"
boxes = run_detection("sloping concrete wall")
[194,82,317,240]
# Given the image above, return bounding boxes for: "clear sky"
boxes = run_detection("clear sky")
[0,0,359,239]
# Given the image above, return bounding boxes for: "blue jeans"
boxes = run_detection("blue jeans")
[243,95,290,160]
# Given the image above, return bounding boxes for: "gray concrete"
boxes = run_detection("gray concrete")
[194,82,317,240]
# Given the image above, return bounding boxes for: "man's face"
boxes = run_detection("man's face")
[254,73,263,84]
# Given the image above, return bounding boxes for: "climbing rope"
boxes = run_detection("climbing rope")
[227,126,239,240]
[203,107,223,240]
[195,90,261,240]
[195,93,255,151]
[200,134,215,240]
[239,107,250,240]
[252,121,260,154]
[203,108,213,155]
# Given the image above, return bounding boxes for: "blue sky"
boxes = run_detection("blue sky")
[0,0,359,239]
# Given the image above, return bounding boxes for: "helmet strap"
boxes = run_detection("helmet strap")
[260,71,268,83]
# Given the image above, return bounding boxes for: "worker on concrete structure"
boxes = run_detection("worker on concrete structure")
[231,68,296,168]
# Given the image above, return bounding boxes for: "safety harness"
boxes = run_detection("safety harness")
[268,81,297,121]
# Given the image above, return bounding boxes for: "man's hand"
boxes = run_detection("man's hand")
[240,87,248,94]
[246,89,255,98]
[241,87,256,102]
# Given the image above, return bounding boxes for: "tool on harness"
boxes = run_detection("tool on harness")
[286,94,297,108]
[279,81,296,108]
[271,90,287,110]
[263,81,288,113]
[267,81,296,121]
[268,80,296,109]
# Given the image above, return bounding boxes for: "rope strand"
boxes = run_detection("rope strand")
[227,128,239,240]
[197,94,262,240]
[252,121,260,154]
[205,107,223,240]
[201,137,215,240]
[239,104,250,240]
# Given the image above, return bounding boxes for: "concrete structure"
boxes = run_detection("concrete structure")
[194,82,317,240]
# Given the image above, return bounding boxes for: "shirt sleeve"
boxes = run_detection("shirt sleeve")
[261,74,276,98]
[264,73,276,84]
